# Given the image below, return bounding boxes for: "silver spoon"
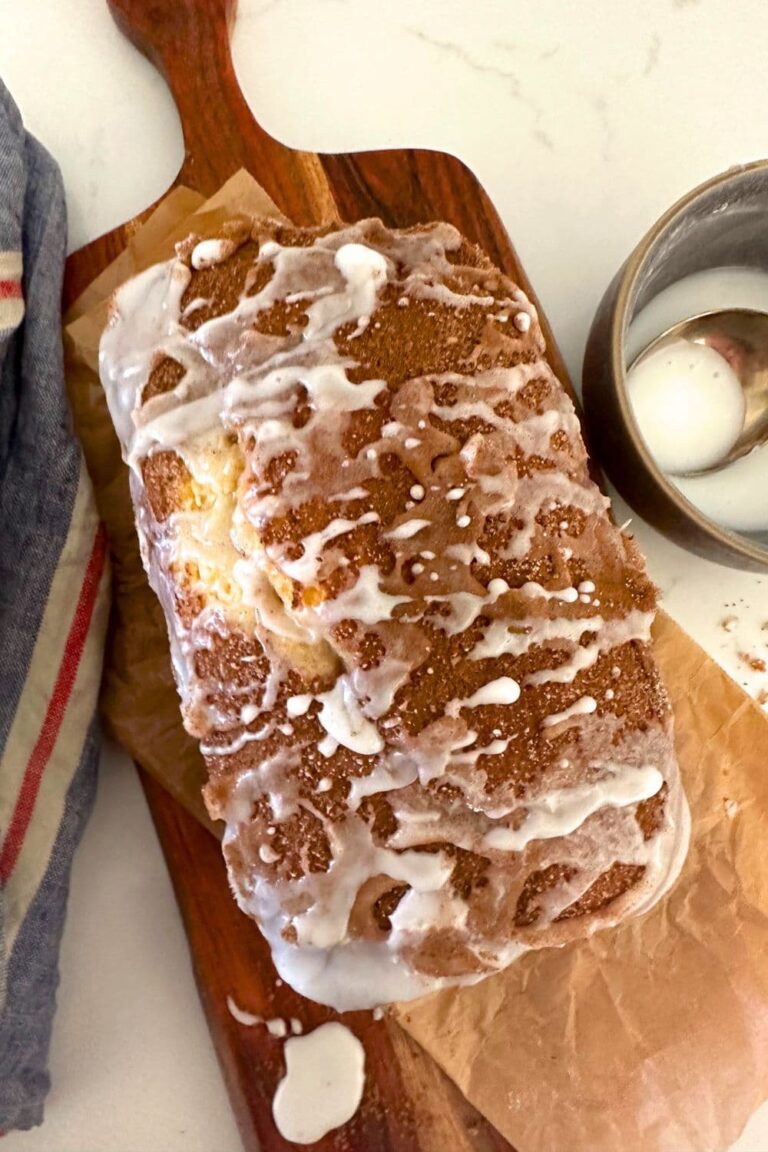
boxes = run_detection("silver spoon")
[629,307,768,475]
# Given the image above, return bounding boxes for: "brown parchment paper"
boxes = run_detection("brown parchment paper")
[65,171,768,1152]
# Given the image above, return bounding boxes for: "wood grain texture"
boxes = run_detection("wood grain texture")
[62,0,579,1146]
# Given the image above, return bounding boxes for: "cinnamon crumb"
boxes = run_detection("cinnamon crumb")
[738,652,766,673]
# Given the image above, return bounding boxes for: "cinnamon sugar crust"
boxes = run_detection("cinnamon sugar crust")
[99,217,689,1010]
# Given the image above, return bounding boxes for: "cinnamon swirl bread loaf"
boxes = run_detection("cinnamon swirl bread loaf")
[100,217,689,1010]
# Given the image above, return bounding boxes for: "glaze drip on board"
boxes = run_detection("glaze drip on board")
[100,216,689,1010]
[272,1023,366,1144]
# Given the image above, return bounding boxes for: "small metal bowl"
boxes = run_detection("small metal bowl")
[583,159,768,572]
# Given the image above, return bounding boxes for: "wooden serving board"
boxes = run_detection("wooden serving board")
[63,3,574,1148]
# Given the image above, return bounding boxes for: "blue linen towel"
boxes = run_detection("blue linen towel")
[0,80,109,1132]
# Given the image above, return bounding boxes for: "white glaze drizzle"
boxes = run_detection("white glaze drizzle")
[100,217,687,1012]
[542,695,598,728]
[315,675,383,755]
[386,518,431,539]
[272,1023,365,1144]
[483,764,663,851]
[226,996,290,1038]
[446,677,521,716]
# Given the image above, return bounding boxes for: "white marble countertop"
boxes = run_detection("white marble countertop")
[2,0,768,1148]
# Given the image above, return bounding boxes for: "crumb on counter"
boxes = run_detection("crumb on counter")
[738,652,767,673]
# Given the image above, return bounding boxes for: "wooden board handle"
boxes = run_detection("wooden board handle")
[108,0,237,72]
[107,0,337,221]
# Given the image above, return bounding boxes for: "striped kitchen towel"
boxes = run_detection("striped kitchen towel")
[0,82,109,1130]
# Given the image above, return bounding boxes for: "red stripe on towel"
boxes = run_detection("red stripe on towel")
[0,524,107,882]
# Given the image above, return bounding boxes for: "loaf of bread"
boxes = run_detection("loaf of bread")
[100,217,689,1010]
